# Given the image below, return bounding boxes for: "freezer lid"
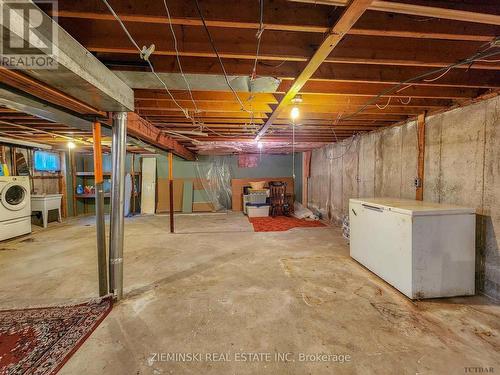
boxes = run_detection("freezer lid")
[350,198,475,216]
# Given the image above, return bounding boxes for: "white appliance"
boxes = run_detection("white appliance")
[349,198,475,299]
[0,176,31,241]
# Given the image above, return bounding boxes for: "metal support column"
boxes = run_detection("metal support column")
[109,112,127,300]
[93,122,108,296]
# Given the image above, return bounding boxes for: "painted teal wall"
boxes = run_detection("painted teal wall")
[156,153,303,204]
[66,152,303,215]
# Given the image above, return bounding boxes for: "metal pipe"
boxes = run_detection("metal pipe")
[93,122,108,297]
[109,112,127,300]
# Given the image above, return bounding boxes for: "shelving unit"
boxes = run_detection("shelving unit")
[70,155,142,216]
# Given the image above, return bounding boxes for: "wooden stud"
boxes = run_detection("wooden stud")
[131,153,136,215]
[71,150,77,216]
[168,152,174,233]
[58,151,68,218]
[416,113,426,201]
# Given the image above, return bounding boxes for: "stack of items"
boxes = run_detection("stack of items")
[243,182,270,217]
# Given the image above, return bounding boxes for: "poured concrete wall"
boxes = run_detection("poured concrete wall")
[308,95,500,300]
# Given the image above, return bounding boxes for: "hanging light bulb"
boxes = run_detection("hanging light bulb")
[67,141,76,149]
[257,141,263,149]
[291,106,300,121]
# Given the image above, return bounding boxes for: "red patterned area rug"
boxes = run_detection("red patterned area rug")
[249,216,326,232]
[0,296,112,375]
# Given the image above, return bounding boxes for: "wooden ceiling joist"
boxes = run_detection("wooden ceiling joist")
[54,2,499,40]
[290,0,500,25]
[0,67,106,116]
[30,0,500,152]
[257,0,374,139]
[127,113,195,160]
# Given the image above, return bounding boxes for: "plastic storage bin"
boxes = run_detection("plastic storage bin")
[247,204,270,217]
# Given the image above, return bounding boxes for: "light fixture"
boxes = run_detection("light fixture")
[291,106,300,121]
[257,141,263,149]
[67,141,76,149]
[291,94,303,104]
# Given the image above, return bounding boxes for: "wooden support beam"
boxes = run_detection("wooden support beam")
[126,113,195,160]
[416,113,426,201]
[54,5,498,41]
[0,67,105,116]
[257,0,374,139]
[291,0,500,25]
[1,1,134,112]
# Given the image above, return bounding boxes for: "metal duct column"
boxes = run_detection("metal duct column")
[109,112,127,300]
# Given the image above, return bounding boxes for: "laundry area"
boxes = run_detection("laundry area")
[0,1,500,374]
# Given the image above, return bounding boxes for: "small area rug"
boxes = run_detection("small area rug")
[249,216,326,232]
[0,296,112,375]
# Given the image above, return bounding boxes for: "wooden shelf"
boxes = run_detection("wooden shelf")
[75,192,139,199]
[75,193,111,199]
[76,171,141,177]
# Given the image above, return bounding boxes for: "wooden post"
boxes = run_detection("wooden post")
[131,154,136,215]
[70,149,77,216]
[168,152,174,233]
[11,147,17,175]
[93,121,108,296]
[416,113,426,201]
[302,151,311,206]
[58,152,68,218]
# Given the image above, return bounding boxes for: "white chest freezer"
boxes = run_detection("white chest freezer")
[349,198,475,299]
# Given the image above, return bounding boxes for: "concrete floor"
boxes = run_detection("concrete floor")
[0,213,499,374]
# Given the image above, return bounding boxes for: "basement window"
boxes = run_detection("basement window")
[34,151,61,172]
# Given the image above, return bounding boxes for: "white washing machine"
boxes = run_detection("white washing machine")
[0,176,31,241]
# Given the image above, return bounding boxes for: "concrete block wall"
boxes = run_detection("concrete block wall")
[308,95,500,300]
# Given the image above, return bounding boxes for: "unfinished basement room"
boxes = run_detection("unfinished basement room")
[0,0,500,374]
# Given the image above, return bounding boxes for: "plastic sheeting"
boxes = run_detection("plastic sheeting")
[308,135,361,224]
[195,155,233,211]
[308,121,418,225]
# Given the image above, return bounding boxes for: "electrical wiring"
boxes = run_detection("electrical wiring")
[102,0,238,143]
[101,0,141,53]
[101,0,191,119]
[396,84,413,93]
[162,130,202,143]
[400,97,412,105]
[251,0,265,80]
[340,47,500,122]
[330,113,342,143]
[376,96,392,110]
[292,119,296,179]
[475,58,500,63]
[162,0,199,114]
[423,66,453,82]
[145,59,190,118]
[193,0,249,113]
[327,133,361,161]
[260,59,289,69]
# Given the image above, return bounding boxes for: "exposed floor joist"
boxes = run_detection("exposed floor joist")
[16,0,500,153]
[1,0,134,112]
[256,0,374,139]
